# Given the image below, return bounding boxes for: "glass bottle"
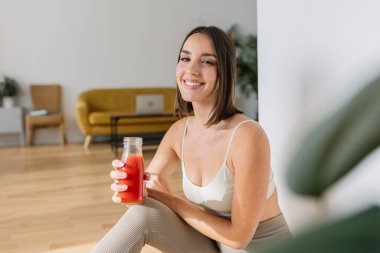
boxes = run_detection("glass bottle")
[117,137,144,204]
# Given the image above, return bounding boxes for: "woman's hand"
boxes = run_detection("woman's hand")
[110,160,128,203]
[145,173,176,205]
[109,158,174,204]
[110,159,150,203]
[145,173,172,194]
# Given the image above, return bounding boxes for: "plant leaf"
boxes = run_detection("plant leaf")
[258,207,380,253]
[287,76,380,196]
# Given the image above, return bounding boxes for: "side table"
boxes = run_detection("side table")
[0,107,25,146]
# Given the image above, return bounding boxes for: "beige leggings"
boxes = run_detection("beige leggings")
[91,198,290,253]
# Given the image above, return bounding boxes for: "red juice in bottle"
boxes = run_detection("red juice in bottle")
[117,137,144,204]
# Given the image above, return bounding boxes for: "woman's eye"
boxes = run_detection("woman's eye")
[202,60,215,65]
[179,57,190,62]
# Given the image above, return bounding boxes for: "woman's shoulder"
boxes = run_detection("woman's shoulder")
[225,115,270,172]
[228,114,262,130]
[228,114,269,144]
[165,116,190,136]
[173,116,190,128]
[158,117,190,153]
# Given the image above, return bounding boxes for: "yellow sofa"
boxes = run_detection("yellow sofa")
[76,87,178,148]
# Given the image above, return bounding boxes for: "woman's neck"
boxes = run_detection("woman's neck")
[191,102,213,129]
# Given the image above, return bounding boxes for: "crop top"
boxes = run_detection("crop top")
[181,118,276,217]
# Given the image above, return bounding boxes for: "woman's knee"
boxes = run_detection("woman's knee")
[91,198,174,253]
[123,197,173,230]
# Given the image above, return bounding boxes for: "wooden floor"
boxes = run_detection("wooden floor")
[0,144,183,253]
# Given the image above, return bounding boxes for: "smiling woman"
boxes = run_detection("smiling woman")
[92,26,290,253]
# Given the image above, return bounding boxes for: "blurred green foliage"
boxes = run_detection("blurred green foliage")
[288,77,380,196]
[0,76,20,97]
[259,77,380,253]
[227,24,258,97]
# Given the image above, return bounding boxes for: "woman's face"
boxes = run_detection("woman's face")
[176,33,218,105]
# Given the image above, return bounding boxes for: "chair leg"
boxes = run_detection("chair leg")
[25,126,30,146]
[83,135,92,149]
[60,123,66,145]
[26,126,34,146]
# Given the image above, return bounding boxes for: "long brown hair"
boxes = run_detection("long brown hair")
[175,26,242,127]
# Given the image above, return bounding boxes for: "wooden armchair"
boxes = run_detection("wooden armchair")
[25,84,66,146]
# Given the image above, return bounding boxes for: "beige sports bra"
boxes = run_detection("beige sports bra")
[181,118,276,217]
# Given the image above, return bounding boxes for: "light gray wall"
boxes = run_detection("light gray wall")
[258,0,380,233]
[0,0,257,145]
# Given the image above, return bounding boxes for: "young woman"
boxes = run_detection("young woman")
[92,26,290,253]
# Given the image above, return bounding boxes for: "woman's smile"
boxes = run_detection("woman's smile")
[183,79,205,89]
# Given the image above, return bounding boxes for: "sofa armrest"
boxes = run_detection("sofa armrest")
[76,98,92,135]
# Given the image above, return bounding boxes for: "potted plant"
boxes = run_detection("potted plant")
[0,76,20,108]
[227,25,258,119]
[227,25,258,97]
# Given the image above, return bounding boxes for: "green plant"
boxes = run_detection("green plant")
[259,76,380,253]
[0,76,19,97]
[227,25,258,97]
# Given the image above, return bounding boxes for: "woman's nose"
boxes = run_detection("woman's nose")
[186,61,200,75]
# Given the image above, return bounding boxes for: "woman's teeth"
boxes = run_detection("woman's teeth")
[186,81,202,87]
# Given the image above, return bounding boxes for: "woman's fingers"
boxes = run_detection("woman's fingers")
[110,160,127,180]
[110,170,127,179]
[145,173,158,189]
[112,192,122,203]
[112,159,124,169]
[143,172,151,181]
[111,182,128,192]
[110,159,128,204]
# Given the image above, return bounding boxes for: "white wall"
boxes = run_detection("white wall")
[0,0,257,145]
[258,0,380,233]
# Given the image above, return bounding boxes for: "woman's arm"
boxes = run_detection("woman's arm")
[148,121,271,249]
[144,118,185,190]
